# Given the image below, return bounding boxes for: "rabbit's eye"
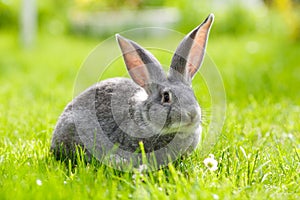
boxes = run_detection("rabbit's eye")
[162,91,172,104]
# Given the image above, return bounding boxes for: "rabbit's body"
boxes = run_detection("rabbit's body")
[51,14,214,167]
[51,78,201,161]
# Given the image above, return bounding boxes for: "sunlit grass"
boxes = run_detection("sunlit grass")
[0,28,299,199]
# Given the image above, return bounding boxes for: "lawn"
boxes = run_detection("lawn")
[0,25,299,199]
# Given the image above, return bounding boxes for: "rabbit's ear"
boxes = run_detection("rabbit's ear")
[116,34,166,93]
[169,14,214,84]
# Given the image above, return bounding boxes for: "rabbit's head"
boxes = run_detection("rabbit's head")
[116,14,214,135]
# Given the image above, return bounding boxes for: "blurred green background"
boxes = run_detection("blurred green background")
[1,0,300,37]
[0,0,299,136]
[1,0,300,139]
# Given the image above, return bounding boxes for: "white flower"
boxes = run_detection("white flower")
[203,154,218,171]
[36,179,42,186]
[138,164,148,173]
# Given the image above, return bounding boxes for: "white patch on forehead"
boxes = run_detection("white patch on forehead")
[132,89,148,102]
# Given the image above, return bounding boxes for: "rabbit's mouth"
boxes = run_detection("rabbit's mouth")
[157,109,201,134]
[161,119,201,134]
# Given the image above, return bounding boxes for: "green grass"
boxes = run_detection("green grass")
[0,27,300,200]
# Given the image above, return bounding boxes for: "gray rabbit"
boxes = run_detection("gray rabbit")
[51,14,214,168]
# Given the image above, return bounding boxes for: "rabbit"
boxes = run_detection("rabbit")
[51,14,214,168]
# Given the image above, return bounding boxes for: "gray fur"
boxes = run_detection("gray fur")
[51,14,214,167]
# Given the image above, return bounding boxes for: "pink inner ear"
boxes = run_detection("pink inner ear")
[187,61,198,78]
[124,52,149,88]
[187,17,213,78]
